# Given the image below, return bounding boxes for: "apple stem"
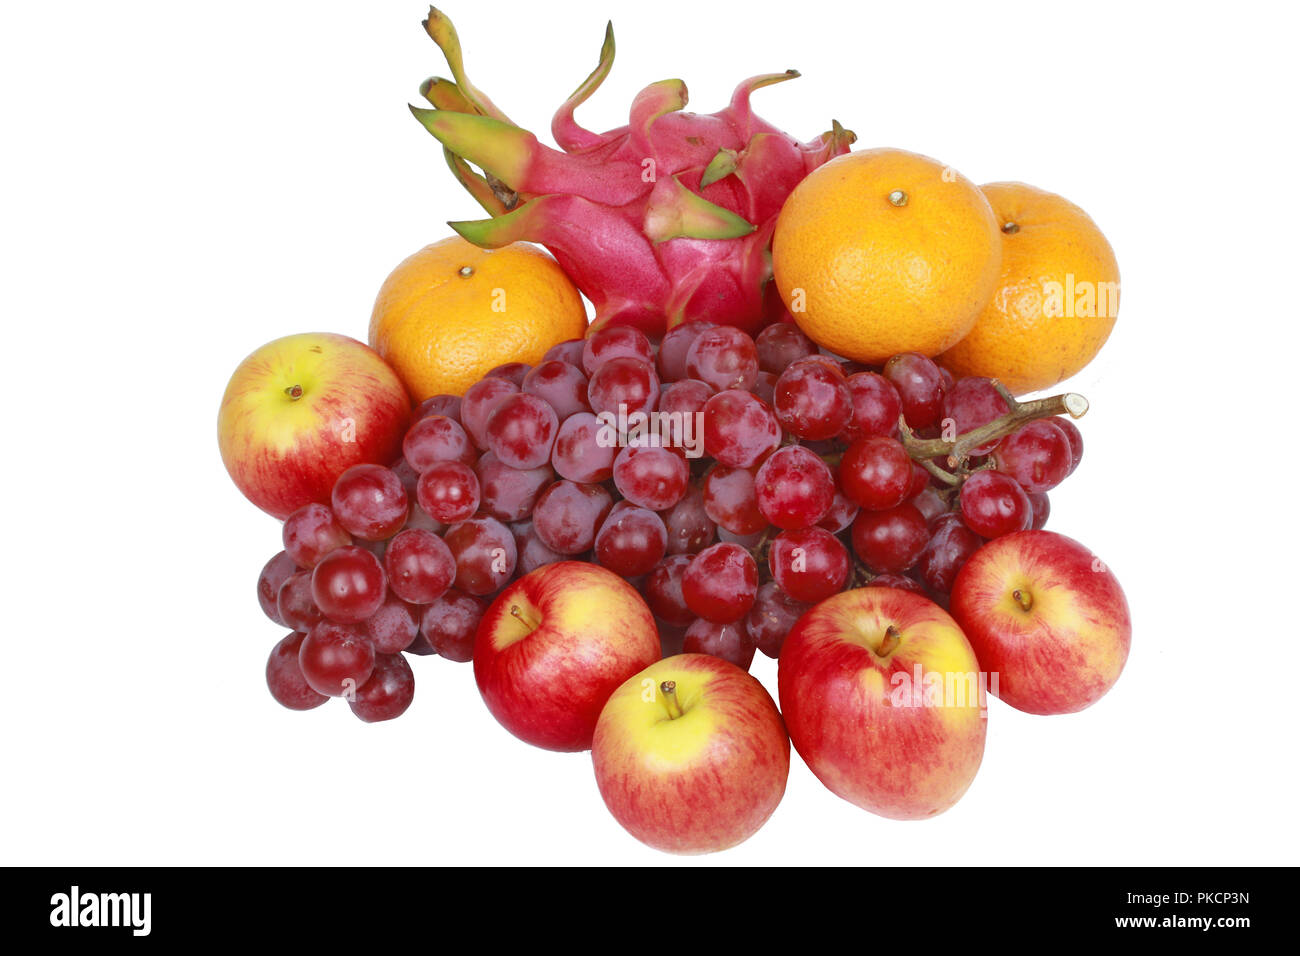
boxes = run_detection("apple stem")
[876,625,902,657]
[898,387,1089,478]
[659,680,684,720]
[509,604,540,631]
[284,384,304,401]
[1012,589,1033,612]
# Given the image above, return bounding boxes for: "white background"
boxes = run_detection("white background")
[3,0,1297,865]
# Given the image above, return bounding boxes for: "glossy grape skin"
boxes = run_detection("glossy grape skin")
[663,485,717,554]
[852,502,930,573]
[419,589,486,662]
[755,323,817,373]
[773,359,853,440]
[522,360,590,420]
[685,326,759,391]
[443,517,517,595]
[769,526,850,603]
[461,377,520,450]
[683,619,755,671]
[914,514,984,595]
[612,445,689,511]
[658,379,713,419]
[282,503,351,570]
[581,325,654,375]
[348,653,415,723]
[1028,492,1051,529]
[277,570,325,632]
[331,464,409,541]
[644,554,696,626]
[550,412,617,484]
[657,322,715,381]
[703,464,768,535]
[682,542,758,623]
[485,362,533,386]
[512,519,567,575]
[866,574,928,596]
[747,581,811,659]
[532,480,613,554]
[365,594,420,654]
[542,338,586,366]
[959,470,1033,538]
[701,390,781,468]
[415,394,462,423]
[755,445,835,530]
[266,631,329,711]
[839,436,913,511]
[941,377,1011,455]
[587,356,660,417]
[416,461,481,524]
[403,414,477,471]
[298,620,376,698]
[485,392,559,470]
[993,420,1073,492]
[816,483,860,534]
[883,352,945,429]
[258,551,299,625]
[310,546,388,623]
[383,528,454,604]
[912,486,949,525]
[750,370,778,405]
[475,451,554,522]
[594,506,668,578]
[841,372,904,442]
[1054,417,1084,473]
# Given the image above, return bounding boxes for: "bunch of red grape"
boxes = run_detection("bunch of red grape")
[256,319,1084,719]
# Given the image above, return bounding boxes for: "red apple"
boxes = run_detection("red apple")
[949,530,1131,715]
[218,332,410,519]
[474,562,661,752]
[592,653,789,854]
[778,587,987,820]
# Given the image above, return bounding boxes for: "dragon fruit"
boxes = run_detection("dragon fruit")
[410,8,855,337]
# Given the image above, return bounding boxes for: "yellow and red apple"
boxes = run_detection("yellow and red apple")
[218,332,410,519]
[474,562,661,752]
[592,653,789,854]
[778,587,987,820]
[949,530,1131,715]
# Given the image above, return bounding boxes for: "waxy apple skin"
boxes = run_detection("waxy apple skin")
[218,332,410,519]
[778,588,987,820]
[950,530,1131,715]
[474,562,661,752]
[593,653,789,854]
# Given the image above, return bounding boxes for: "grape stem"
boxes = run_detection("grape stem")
[899,386,1089,471]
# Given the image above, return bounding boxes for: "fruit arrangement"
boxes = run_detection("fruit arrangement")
[219,8,1130,854]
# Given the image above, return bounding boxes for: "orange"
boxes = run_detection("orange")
[772,148,1002,364]
[938,182,1120,395]
[368,237,588,399]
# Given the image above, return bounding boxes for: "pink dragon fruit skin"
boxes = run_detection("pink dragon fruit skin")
[410,8,855,337]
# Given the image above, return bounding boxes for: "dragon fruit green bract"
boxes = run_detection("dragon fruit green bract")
[410,7,855,337]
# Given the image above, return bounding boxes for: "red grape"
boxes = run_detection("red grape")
[683,619,755,671]
[816,482,860,534]
[522,360,590,419]
[657,322,716,381]
[685,326,759,391]
[277,570,325,632]
[416,460,480,524]
[682,542,758,623]
[476,451,553,522]
[282,503,351,569]
[485,392,559,470]
[419,589,486,662]
[311,545,387,623]
[658,379,712,418]
[298,620,376,698]
[644,554,696,626]
[444,516,517,594]
[612,445,689,511]
[992,420,1073,492]
[415,394,462,423]
[842,372,903,442]
[1028,491,1050,529]
[461,377,520,449]
[594,506,668,577]
[266,631,329,711]
[543,338,586,366]
[773,359,853,440]
[702,389,781,468]
[755,322,816,373]
[703,464,767,535]
[840,436,913,511]
[769,526,849,603]
[755,445,835,530]
[581,325,653,375]
[485,361,532,386]
[883,352,945,429]
[959,470,1033,538]
[587,357,659,417]
[349,652,415,723]
[364,593,419,654]
[1054,417,1084,474]
[512,519,567,574]
[866,573,927,595]
[852,502,929,573]
[747,581,810,659]
[403,414,476,471]
[663,484,717,554]
[383,528,454,604]
[551,412,617,484]
[532,480,613,554]
[331,464,409,540]
[941,377,1011,454]
[258,551,299,625]
[914,514,983,594]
